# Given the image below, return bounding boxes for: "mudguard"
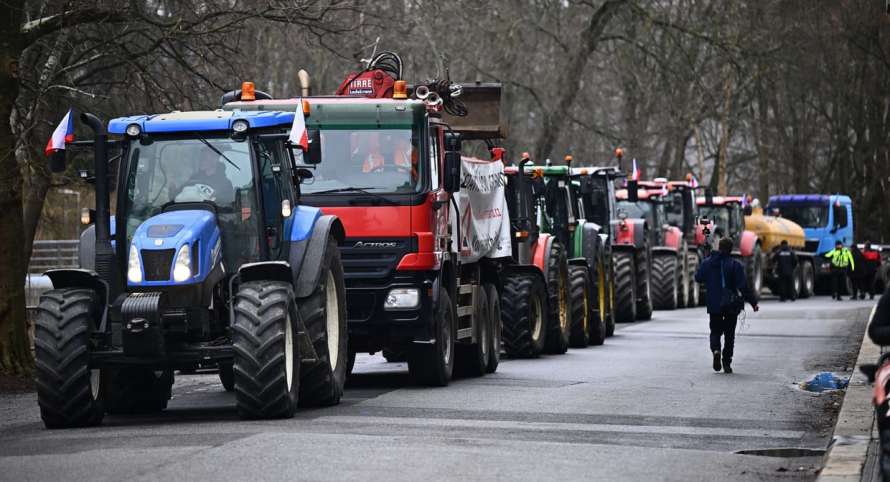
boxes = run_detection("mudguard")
[568,257,589,269]
[579,222,602,270]
[739,230,758,257]
[531,234,554,275]
[652,245,679,256]
[501,263,548,287]
[238,261,292,284]
[45,268,110,307]
[292,214,346,298]
[663,226,683,250]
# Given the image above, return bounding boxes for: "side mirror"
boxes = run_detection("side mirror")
[295,168,314,181]
[304,129,322,165]
[444,151,461,193]
[49,150,67,173]
[627,180,639,202]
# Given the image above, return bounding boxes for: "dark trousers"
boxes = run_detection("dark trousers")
[710,311,738,362]
[831,267,848,299]
[778,273,795,301]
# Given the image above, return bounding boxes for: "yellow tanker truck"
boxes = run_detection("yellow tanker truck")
[744,207,816,298]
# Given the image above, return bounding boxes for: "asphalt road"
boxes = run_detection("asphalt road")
[0,296,875,481]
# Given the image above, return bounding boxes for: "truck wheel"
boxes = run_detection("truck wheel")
[544,242,571,354]
[799,261,814,299]
[636,250,653,321]
[605,271,616,336]
[484,284,501,373]
[34,288,105,428]
[298,241,348,407]
[104,368,174,414]
[687,254,701,307]
[232,280,300,419]
[568,265,591,348]
[677,253,690,308]
[650,254,679,310]
[457,287,490,378]
[346,349,356,378]
[613,251,637,323]
[501,273,548,357]
[588,263,607,346]
[219,364,234,392]
[408,287,456,386]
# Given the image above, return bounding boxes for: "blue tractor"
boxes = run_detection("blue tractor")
[35,110,347,427]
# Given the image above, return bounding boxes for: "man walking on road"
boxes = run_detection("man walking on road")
[695,238,759,374]
[825,241,855,301]
[774,240,798,302]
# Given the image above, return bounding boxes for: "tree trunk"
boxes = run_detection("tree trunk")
[0,1,33,375]
[715,72,734,195]
[533,0,628,160]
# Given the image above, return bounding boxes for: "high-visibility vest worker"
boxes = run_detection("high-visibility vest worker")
[825,245,855,270]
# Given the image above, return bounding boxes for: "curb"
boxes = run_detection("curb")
[818,306,880,482]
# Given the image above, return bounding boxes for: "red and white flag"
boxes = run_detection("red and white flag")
[288,100,309,151]
[45,109,75,156]
[689,175,700,188]
[630,158,640,181]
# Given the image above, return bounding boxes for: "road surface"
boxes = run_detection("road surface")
[0,296,874,481]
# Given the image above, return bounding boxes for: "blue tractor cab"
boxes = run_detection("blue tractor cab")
[33,109,348,427]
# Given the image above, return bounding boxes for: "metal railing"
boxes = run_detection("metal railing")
[29,239,78,274]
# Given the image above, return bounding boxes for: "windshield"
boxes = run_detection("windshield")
[617,200,654,225]
[124,136,260,269]
[663,191,684,227]
[302,128,421,194]
[700,206,731,238]
[772,203,828,228]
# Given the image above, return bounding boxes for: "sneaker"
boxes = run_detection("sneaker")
[713,350,722,372]
[724,362,733,374]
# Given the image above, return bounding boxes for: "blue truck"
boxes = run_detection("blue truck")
[766,194,854,294]
[35,110,348,427]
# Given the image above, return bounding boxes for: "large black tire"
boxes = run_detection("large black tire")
[232,280,300,419]
[588,262,607,346]
[636,250,653,321]
[484,284,501,373]
[382,349,406,363]
[613,251,637,323]
[104,368,173,414]
[501,273,548,357]
[219,364,234,392]
[456,287,490,378]
[605,269,616,337]
[650,254,679,310]
[677,247,690,308]
[568,265,591,348]
[298,242,348,407]
[687,253,701,307]
[544,241,571,354]
[408,287,456,386]
[799,260,815,299]
[34,289,105,428]
[346,349,356,378]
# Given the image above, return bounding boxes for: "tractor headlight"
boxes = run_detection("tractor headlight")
[125,123,141,137]
[173,244,192,282]
[383,288,419,310]
[232,119,249,134]
[127,244,143,283]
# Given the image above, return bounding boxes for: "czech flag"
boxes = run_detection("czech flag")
[45,109,75,156]
[741,193,749,207]
[660,183,669,196]
[288,100,309,151]
[630,158,640,181]
[689,174,700,189]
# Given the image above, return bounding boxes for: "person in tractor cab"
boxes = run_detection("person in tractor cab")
[774,240,798,302]
[695,237,759,374]
[357,132,417,182]
[175,146,236,203]
[825,241,855,301]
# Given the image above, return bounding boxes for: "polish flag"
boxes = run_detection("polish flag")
[630,158,640,181]
[288,100,309,151]
[45,109,75,156]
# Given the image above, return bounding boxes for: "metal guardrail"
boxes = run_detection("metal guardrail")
[29,239,78,274]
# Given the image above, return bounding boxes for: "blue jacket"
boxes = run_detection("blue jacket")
[695,253,757,314]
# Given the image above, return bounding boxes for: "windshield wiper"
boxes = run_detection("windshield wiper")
[308,186,398,205]
[197,136,239,171]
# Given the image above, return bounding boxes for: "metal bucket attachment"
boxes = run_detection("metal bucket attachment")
[442,82,504,140]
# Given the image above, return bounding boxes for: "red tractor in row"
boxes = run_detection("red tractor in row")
[695,193,763,297]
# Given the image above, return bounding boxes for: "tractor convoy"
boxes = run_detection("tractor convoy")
[33,51,859,429]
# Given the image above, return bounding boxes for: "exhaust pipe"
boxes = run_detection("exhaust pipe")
[81,113,119,297]
[298,69,311,97]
